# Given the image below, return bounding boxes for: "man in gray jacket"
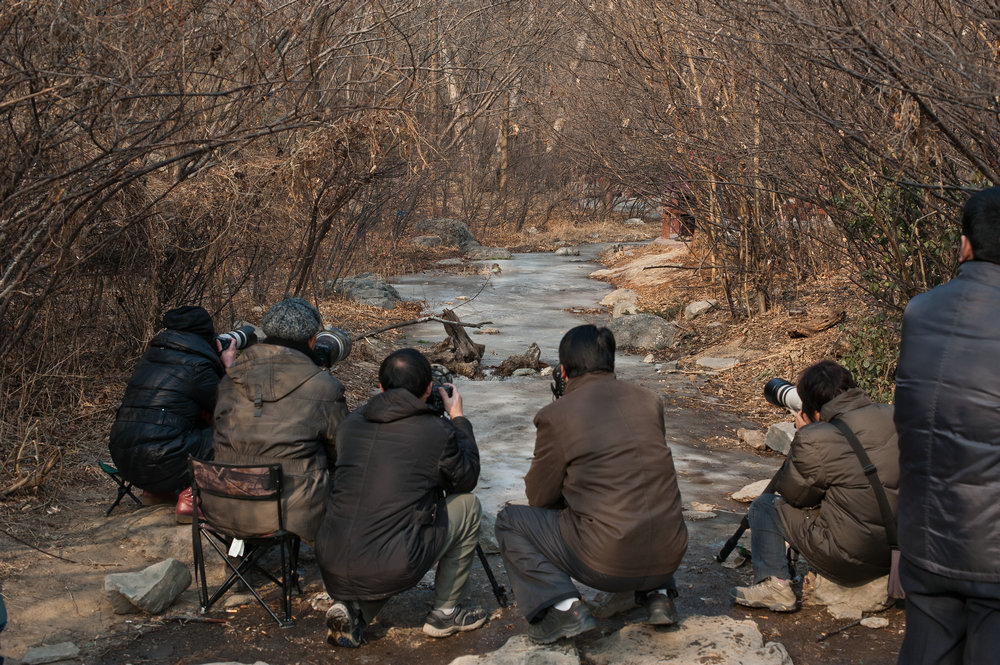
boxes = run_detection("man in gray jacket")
[496,325,687,644]
[895,186,1000,664]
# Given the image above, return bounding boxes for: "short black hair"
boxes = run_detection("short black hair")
[558,324,615,379]
[379,348,432,397]
[796,360,857,418]
[962,186,1000,264]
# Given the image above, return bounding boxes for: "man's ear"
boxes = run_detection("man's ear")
[379,382,384,393]
[308,335,317,350]
[960,235,975,263]
[421,381,433,400]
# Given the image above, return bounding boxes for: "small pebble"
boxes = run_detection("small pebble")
[861,617,889,629]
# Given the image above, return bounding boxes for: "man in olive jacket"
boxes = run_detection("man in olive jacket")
[731,360,898,612]
[316,348,486,648]
[894,186,1000,665]
[213,298,347,542]
[496,325,688,644]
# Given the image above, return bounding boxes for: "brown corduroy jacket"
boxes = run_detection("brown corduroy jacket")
[526,370,688,578]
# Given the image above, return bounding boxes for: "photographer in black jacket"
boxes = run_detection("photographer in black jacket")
[109,306,236,516]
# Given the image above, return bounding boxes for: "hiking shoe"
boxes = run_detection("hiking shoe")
[422,604,488,638]
[175,487,201,524]
[730,577,798,612]
[527,600,599,644]
[326,601,365,648]
[644,594,678,626]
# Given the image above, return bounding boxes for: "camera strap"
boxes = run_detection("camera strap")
[831,418,898,549]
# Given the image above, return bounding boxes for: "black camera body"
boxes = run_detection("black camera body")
[217,325,258,353]
[551,365,566,399]
[311,327,352,368]
[427,364,454,416]
[764,377,802,413]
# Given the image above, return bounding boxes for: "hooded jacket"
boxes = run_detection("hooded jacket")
[775,388,898,585]
[316,388,479,601]
[526,371,688,578]
[895,260,1000,583]
[109,328,223,493]
[212,342,347,542]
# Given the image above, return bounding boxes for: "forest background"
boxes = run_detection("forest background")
[1,0,998,492]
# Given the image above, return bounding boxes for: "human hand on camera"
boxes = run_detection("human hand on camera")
[440,383,463,419]
[794,410,811,430]
[216,339,238,368]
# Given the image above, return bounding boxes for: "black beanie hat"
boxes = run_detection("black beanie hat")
[162,306,215,339]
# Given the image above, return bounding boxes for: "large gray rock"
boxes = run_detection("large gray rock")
[587,617,792,665]
[606,314,679,350]
[325,272,402,310]
[415,218,478,248]
[413,235,443,248]
[464,244,513,260]
[554,246,580,256]
[738,427,768,450]
[765,421,797,455]
[612,301,640,318]
[600,288,638,307]
[104,558,192,615]
[21,642,81,665]
[684,299,718,320]
[732,479,771,502]
[802,571,892,620]
[448,635,579,665]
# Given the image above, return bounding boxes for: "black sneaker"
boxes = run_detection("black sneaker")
[644,594,678,626]
[527,600,599,644]
[422,604,488,638]
[326,601,365,648]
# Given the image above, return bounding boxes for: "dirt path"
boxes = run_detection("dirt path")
[0,240,904,664]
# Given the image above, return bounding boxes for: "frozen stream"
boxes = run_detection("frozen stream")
[391,246,780,523]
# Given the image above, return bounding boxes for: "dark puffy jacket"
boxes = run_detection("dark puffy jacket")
[316,388,479,601]
[109,329,223,493]
[526,371,688,578]
[213,343,347,542]
[775,388,898,585]
[895,260,1000,583]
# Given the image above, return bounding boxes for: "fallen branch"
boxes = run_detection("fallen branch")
[0,526,120,567]
[816,605,894,642]
[353,315,492,342]
[643,264,733,270]
[159,615,228,625]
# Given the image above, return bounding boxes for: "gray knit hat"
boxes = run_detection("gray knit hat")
[261,297,322,343]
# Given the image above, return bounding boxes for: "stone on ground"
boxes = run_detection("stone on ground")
[413,235,443,247]
[624,217,646,226]
[21,642,80,665]
[586,617,792,665]
[738,427,768,450]
[599,288,638,307]
[732,479,771,502]
[696,356,738,370]
[612,301,640,317]
[765,421,796,455]
[464,244,513,260]
[684,299,717,320]
[861,616,890,629]
[104,558,191,615]
[802,571,892,620]
[554,246,580,256]
[448,635,580,665]
[606,314,679,350]
[325,272,402,310]
[415,218,478,248]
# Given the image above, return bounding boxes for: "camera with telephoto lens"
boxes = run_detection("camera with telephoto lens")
[551,365,566,399]
[216,325,258,354]
[427,364,454,416]
[764,377,803,413]
[311,327,352,368]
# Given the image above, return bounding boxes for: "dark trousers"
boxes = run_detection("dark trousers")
[495,504,676,622]
[898,556,1000,665]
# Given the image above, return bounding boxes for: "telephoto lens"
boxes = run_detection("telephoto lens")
[216,325,258,352]
[764,378,803,413]
[312,327,352,368]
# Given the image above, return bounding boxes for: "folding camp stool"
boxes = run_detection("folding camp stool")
[99,461,142,516]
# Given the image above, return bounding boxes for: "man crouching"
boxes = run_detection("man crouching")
[315,348,487,647]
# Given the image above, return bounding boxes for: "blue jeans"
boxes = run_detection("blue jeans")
[747,493,790,583]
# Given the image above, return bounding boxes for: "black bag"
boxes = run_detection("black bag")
[831,418,905,600]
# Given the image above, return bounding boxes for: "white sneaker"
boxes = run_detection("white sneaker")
[730,577,798,612]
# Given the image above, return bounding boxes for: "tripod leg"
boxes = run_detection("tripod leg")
[475,544,509,608]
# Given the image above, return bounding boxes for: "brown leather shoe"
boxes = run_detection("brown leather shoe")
[175,487,200,524]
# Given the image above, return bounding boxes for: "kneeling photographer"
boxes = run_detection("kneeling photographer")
[730,360,898,612]
[212,297,348,542]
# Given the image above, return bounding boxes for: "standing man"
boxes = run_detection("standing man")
[316,348,486,648]
[495,324,687,644]
[894,186,1000,664]
[213,297,347,542]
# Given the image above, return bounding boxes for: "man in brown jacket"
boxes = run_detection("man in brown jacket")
[495,324,688,644]
[731,360,898,611]
[213,297,348,542]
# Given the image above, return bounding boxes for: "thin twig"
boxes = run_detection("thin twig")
[353,316,493,341]
[159,615,228,625]
[0,526,121,567]
[817,605,895,642]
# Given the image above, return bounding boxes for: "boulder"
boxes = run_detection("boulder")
[732,479,771,502]
[765,421,796,455]
[802,571,893,620]
[624,217,646,226]
[495,343,541,377]
[464,244,513,260]
[696,356,738,370]
[104,558,191,615]
[448,635,580,665]
[599,288,638,307]
[612,301,640,318]
[554,246,580,256]
[413,235,443,248]
[606,314,679,350]
[738,427,768,450]
[586,617,792,665]
[325,272,402,310]
[512,368,537,376]
[415,218,478,248]
[684,299,718,320]
[21,642,81,665]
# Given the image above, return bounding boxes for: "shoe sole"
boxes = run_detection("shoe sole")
[422,615,487,638]
[326,606,363,647]
[531,616,599,644]
[646,609,678,626]
[175,514,193,524]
